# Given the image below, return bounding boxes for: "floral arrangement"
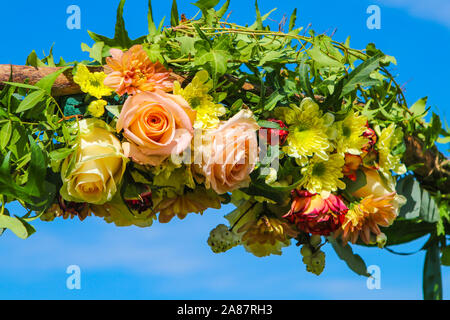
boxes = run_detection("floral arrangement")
[0,0,448,299]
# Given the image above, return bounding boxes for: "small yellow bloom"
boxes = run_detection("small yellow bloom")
[335,111,369,155]
[378,124,407,175]
[174,70,226,129]
[300,153,346,197]
[74,64,113,99]
[276,98,333,164]
[87,99,107,117]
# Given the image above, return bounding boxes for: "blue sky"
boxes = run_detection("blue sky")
[0,0,448,299]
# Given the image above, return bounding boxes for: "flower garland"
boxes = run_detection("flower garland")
[0,0,448,298]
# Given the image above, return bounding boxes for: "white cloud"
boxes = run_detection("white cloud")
[374,0,450,28]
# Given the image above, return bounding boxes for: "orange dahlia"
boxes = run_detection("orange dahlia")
[104,45,173,96]
[284,190,348,236]
[338,193,398,245]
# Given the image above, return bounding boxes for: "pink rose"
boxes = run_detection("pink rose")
[196,110,259,194]
[117,90,196,166]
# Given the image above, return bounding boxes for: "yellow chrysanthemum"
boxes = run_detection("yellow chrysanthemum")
[276,98,332,164]
[87,99,107,117]
[300,153,346,197]
[336,111,369,155]
[74,64,113,99]
[174,70,226,129]
[378,124,407,175]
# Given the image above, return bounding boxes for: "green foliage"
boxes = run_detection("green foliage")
[0,0,448,298]
[423,241,442,300]
[328,237,370,277]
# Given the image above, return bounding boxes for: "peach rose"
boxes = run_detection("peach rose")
[117,90,196,166]
[195,110,259,194]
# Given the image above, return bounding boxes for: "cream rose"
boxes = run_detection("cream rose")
[60,119,128,205]
[352,167,406,211]
[195,109,259,194]
[117,90,196,166]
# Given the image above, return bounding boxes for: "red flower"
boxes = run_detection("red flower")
[284,190,348,236]
[361,123,377,155]
[259,119,289,145]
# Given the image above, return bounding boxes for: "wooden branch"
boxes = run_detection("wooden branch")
[0,64,100,96]
[0,64,448,194]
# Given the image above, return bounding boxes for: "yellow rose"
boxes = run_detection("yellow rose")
[60,119,128,204]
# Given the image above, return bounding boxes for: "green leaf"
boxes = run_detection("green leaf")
[147,0,158,36]
[396,175,421,219]
[441,246,450,266]
[216,0,231,19]
[410,97,428,118]
[298,56,315,99]
[396,175,440,223]
[308,46,344,69]
[105,104,122,118]
[114,0,132,48]
[49,148,75,161]
[193,0,220,13]
[81,42,104,64]
[35,66,71,94]
[2,81,41,91]
[288,8,297,32]
[340,54,382,97]
[194,50,229,82]
[380,220,434,246]
[328,237,370,277]
[0,214,32,239]
[24,135,47,197]
[15,89,46,113]
[170,0,179,27]
[0,121,12,150]
[423,241,442,300]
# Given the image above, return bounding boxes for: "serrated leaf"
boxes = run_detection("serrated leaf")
[114,0,132,48]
